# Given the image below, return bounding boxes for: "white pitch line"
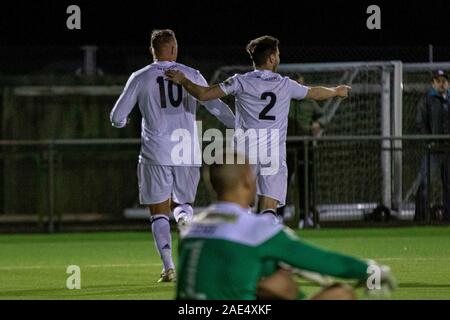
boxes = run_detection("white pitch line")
[372,257,450,261]
[0,263,162,271]
[83,263,162,268]
[2,257,450,271]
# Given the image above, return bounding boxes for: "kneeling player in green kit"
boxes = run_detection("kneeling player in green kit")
[176,152,395,300]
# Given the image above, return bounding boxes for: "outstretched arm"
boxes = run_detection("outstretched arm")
[165,69,226,101]
[261,228,369,281]
[305,85,351,101]
[262,228,396,294]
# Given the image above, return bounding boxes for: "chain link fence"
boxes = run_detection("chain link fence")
[2,45,450,77]
[1,45,450,231]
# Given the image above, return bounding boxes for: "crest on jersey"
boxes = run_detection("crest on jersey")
[223,77,234,87]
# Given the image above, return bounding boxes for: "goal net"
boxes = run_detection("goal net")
[210,62,403,222]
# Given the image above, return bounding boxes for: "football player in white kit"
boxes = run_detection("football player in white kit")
[165,35,350,220]
[110,30,235,282]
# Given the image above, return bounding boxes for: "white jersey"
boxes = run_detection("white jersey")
[110,61,235,166]
[219,70,309,162]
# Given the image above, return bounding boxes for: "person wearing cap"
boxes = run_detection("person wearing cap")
[415,69,450,221]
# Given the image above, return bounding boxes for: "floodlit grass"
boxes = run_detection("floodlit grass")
[0,227,449,300]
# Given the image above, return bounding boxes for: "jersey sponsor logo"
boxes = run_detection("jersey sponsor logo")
[182,204,283,246]
[194,212,239,224]
[257,76,278,81]
[188,224,219,236]
[248,71,280,81]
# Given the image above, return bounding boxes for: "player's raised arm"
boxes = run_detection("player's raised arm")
[305,85,352,101]
[110,73,139,128]
[165,69,226,101]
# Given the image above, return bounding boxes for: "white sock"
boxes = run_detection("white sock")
[260,209,277,217]
[260,209,280,224]
[150,214,175,272]
[173,204,193,223]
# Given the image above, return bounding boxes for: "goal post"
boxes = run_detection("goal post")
[210,61,404,222]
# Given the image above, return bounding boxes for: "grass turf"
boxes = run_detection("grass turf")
[0,226,449,300]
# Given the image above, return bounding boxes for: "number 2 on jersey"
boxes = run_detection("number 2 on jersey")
[157,76,183,108]
[259,92,276,121]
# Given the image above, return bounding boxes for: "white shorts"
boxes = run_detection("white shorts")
[253,161,288,207]
[137,164,200,205]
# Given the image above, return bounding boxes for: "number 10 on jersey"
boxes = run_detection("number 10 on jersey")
[157,76,183,108]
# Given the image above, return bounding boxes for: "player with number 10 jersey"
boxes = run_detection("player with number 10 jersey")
[110,29,234,283]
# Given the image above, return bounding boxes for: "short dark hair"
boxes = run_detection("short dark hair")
[246,36,279,66]
[150,29,176,54]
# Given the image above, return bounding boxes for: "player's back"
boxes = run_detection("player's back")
[221,70,308,132]
[219,70,309,162]
[128,61,203,166]
[177,202,283,300]
[134,61,198,131]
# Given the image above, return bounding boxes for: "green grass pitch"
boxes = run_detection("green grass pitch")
[0,226,449,300]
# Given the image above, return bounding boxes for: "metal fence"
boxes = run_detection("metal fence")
[2,45,450,78]
[211,61,404,212]
[285,135,450,229]
[1,135,449,232]
[0,139,140,232]
[1,60,450,232]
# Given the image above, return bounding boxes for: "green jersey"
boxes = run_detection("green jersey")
[177,202,369,300]
[288,99,328,135]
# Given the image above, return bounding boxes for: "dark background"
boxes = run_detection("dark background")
[1,0,449,46]
[1,0,450,75]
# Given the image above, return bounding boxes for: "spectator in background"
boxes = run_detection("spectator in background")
[415,69,450,222]
[282,75,330,227]
[289,75,328,137]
